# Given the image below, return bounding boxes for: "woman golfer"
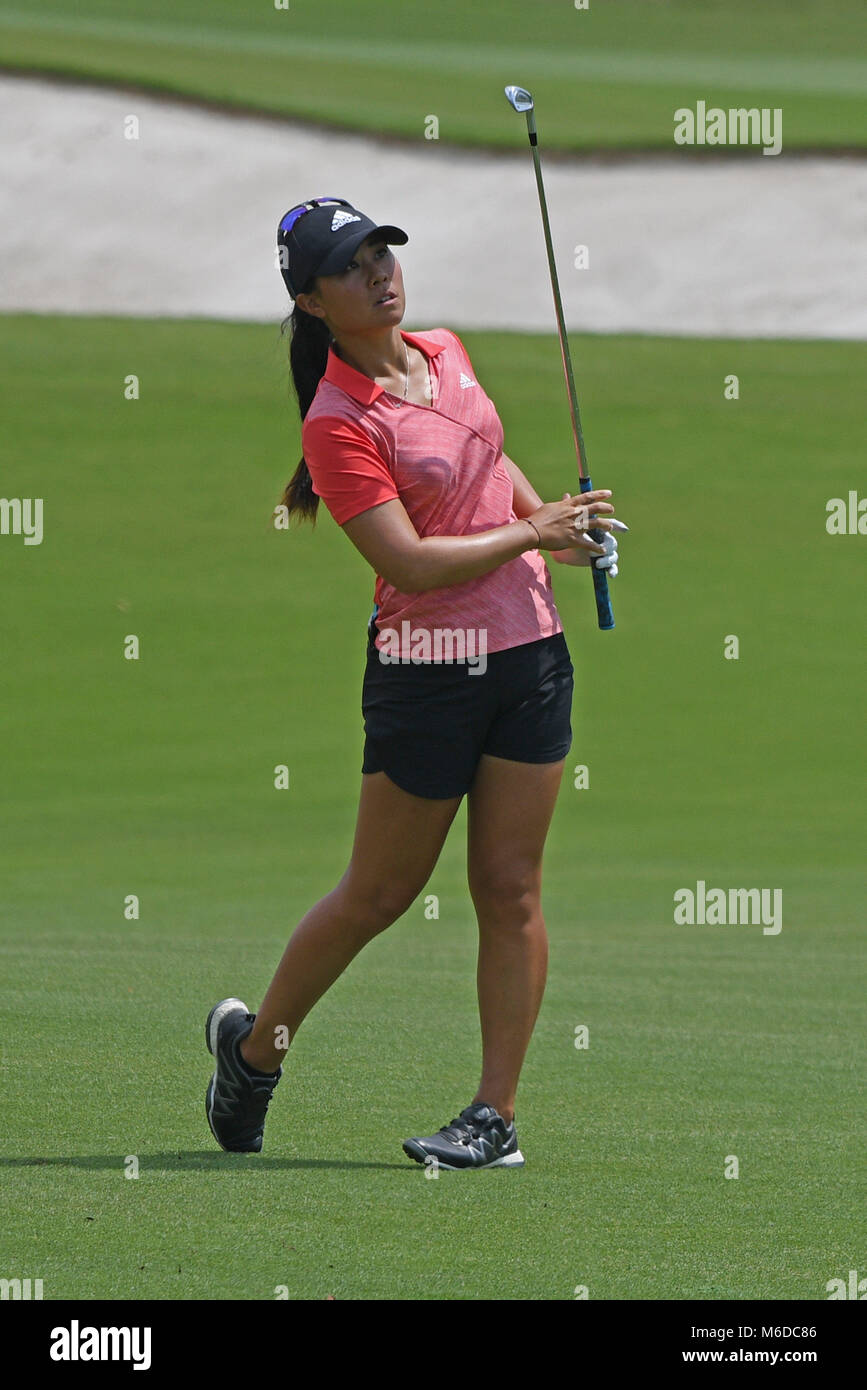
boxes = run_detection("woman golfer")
[205,196,624,1169]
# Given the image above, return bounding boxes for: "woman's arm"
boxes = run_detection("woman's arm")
[343,498,540,593]
[502,453,588,566]
[502,452,544,517]
[342,485,612,594]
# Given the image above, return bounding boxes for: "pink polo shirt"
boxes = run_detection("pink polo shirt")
[301,327,563,658]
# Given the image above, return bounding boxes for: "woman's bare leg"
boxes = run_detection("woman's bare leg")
[465,753,566,1123]
[241,771,463,1073]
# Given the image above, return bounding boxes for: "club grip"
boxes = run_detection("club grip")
[579,476,615,631]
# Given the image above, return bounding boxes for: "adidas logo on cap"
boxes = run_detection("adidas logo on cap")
[331,209,362,231]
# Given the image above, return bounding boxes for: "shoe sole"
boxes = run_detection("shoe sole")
[402,1139,525,1170]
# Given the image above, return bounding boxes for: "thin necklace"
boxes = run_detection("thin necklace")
[335,337,417,404]
[392,337,410,407]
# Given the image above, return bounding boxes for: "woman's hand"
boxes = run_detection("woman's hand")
[553,529,623,571]
[527,490,627,563]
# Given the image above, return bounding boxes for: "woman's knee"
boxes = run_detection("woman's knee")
[333,871,424,937]
[468,861,542,926]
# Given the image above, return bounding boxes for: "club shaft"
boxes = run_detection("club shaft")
[518,102,614,630]
[526,137,589,481]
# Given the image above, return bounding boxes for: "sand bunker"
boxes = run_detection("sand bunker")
[1,74,863,338]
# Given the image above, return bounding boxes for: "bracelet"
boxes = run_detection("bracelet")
[523,517,543,549]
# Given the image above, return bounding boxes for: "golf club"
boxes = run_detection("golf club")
[504,83,614,631]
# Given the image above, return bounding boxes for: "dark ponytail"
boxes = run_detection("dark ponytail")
[277,287,332,525]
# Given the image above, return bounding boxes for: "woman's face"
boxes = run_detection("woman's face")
[297,235,404,335]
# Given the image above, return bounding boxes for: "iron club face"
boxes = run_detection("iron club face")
[504,85,534,113]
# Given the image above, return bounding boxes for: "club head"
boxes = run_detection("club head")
[504,85,534,114]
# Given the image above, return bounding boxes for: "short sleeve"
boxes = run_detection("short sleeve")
[445,328,472,365]
[301,414,400,526]
[444,329,483,386]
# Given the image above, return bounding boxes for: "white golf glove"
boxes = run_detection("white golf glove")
[594,531,619,577]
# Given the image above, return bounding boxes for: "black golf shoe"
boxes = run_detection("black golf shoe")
[205,997,281,1153]
[402,1101,525,1170]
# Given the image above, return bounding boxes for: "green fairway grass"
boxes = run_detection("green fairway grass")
[0,0,865,151]
[1,314,863,1299]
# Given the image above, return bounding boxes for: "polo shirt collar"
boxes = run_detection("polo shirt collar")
[324,330,447,405]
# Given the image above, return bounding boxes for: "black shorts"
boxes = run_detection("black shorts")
[361,619,574,799]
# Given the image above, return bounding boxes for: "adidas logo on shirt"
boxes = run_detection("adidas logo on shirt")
[331,209,362,231]
[459,372,476,389]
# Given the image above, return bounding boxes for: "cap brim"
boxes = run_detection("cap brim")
[315,225,408,279]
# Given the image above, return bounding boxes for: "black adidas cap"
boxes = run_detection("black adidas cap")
[277,196,408,299]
